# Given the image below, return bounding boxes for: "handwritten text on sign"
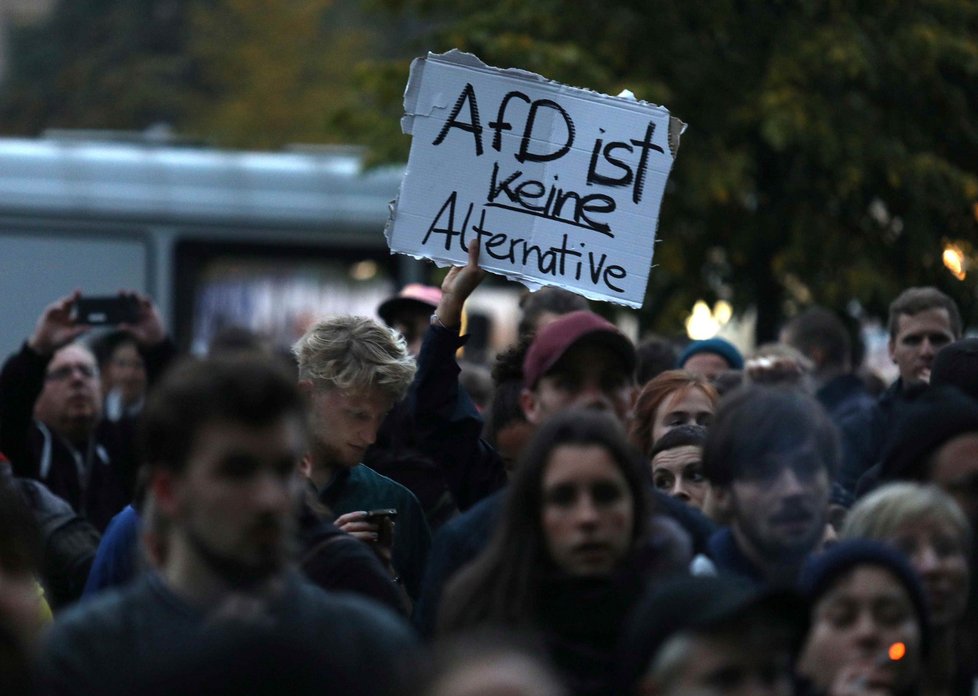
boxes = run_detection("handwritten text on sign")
[385,50,684,308]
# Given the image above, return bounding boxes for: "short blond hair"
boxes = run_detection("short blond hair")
[292,316,417,401]
[841,482,971,549]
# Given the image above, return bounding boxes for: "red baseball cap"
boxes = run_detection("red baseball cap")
[522,310,636,388]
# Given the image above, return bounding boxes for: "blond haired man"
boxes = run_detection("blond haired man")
[294,316,430,600]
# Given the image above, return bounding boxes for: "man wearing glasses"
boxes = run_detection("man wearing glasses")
[0,291,175,531]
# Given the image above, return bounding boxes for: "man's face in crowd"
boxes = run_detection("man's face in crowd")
[161,417,304,586]
[682,352,731,381]
[889,308,955,385]
[304,384,394,470]
[715,441,830,565]
[522,340,634,426]
[34,344,102,442]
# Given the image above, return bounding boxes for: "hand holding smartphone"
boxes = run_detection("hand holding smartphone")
[364,509,397,550]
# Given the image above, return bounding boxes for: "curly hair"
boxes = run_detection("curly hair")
[291,316,417,401]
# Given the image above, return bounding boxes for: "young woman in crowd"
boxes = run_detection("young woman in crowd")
[438,409,687,695]
[842,483,974,696]
[628,370,717,459]
[798,539,929,696]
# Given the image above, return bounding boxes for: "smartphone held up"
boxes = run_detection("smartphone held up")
[73,295,139,326]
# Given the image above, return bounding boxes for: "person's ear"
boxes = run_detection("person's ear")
[298,453,313,479]
[520,387,541,425]
[297,379,314,398]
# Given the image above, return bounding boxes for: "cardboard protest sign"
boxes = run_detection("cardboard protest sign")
[385,50,685,308]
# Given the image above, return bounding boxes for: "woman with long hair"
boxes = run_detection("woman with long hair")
[438,409,684,695]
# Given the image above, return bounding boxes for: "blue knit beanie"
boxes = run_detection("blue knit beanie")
[677,338,744,370]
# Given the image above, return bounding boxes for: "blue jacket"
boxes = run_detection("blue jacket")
[82,504,140,598]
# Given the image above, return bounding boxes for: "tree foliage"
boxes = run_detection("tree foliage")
[185,0,403,149]
[0,0,194,131]
[364,0,978,338]
[0,0,411,149]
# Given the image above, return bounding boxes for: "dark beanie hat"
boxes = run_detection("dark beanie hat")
[649,424,708,459]
[799,539,930,655]
[617,574,807,691]
[677,338,744,370]
[931,338,978,401]
[878,385,978,483]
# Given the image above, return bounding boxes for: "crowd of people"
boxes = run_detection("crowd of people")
[0,240,976,696]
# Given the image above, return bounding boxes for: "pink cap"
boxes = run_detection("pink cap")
[377,284,443,326]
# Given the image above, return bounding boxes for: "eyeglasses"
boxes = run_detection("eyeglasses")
[45,364,98,382]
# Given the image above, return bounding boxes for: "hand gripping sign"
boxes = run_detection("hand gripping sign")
[385,50,685,308]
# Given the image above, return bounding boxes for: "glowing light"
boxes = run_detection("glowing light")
[713,300,733,326]
[685,299,734,340]
[349,260,379,281]
[888,642,906,661]
[685,300,720,340]
[943,243,966,281]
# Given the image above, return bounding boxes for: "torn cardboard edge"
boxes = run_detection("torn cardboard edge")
[386,49,685,309]
[403,50,686,158]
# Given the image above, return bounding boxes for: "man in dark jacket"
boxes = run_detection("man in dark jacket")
[837,286,960,495]
[40,354,416,696]
[703,385,837,587]
[292,315,431,601]
[0,291,175,530]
